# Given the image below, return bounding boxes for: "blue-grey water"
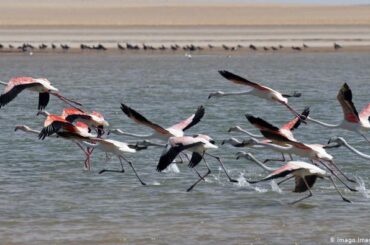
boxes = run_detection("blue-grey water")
[0,52,369,244]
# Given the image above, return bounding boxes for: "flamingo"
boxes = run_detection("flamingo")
[0,77,81,110]
[208,70,303,119]
[110,104,205,141]
[61,108,109,136]
[328,137,370,160]
[15,122,95,170]
[38,114,98,169]
[236,152,351,204]
[240,137,358,189]
[157,134,238,191]
[306,83,370,142]
[81,138,147,186]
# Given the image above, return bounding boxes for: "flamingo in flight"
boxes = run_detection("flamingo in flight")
[208,70,304,119]
[228,107,310,140]
[81,138,148,185]
[15,121,95,170]
[328,137,370,160]
[0,77,81,110]
[306,83,370,142]
[236,152,351,204]
[224,108,309,163]
[110,104,205,141]
[240,136,358,189]
[61,108,109,136]
[38,114,97,169]
[157,134,238,192]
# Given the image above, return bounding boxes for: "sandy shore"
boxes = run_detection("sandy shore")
[0,1,369,26]
[0,1,369,52]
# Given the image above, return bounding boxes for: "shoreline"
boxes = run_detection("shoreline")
[1,45,370,56]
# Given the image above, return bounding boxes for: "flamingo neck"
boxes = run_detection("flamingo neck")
[255,141,293,153]
[110,129,152,139]
[221,91,252,96]
[306,116,340,128]
[237,128,264,138]
[247,154,276,171]
[342,140,370,160]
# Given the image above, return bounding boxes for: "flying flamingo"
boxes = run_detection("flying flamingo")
[328,137,370,160]
[61,108,109,136]
[81,138,147,185]
[15,122,95,170]
[157,134,238,191]
[0,77,81,110]
[208,70,304,119]
[110,104,205,141]
[233,108,310,162]
[38,114,98,169]
[241,136,358,189]
[236,152,351,204]
[306,83,370,142]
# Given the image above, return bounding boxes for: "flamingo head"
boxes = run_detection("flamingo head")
[235,151,253,160]
[242,138,259,146]
[208,91,224,99]
[227,126,243,133]
[327,137,346,146]
[14,125,31,132]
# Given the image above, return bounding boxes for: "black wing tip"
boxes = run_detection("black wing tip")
[302,106,310,116]
[218,70,234,79]
[120,103,132,115]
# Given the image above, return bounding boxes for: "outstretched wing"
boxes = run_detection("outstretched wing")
[218,70,271,91]
[294,175,317,193]
[337,83,360,123]
[0,80,39,108]
[121,103,170,135]
[38,92,50,110]
[156,142,204,172]
[170,105,205,132]
[359,103,370,122]
[281,107,310,131]
[245,114,279,131]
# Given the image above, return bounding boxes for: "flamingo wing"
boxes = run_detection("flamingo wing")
[359,103,370,122]
[245,114,280,131]
[0,80,39,108]
[120,103,170,135]
[218,70,271,91]
[170,105,205,131]
[337,83,360,123]
[38,92,50,110]
[39,115,72,139]
[157,142,204,172]
[188,152,203,168]
[293,175,317,193]
[281,107,310,131]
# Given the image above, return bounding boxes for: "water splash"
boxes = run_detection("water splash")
[163,163,180,174]
[355,176,369,199]
[270,180,282,194]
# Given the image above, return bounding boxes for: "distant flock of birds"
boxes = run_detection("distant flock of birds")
[0,69,368,205]
[0,42,343,53]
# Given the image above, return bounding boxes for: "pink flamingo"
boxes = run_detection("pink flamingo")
[209,70,303,118]
[0,77,81,110]
[237,152,351,204]
[307,83,370,142]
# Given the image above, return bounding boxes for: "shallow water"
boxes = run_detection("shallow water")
[0,52,369,244]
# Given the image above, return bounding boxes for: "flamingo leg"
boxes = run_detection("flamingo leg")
[205,153,238,183]
[187,157,211,192]
[327,160,357,183]
[263,153,286,164]
[120,156,146,185]
[281,101,306,123]
[289,154,293,161]
[319,160,357,192]
[360,133,370,144]
[277,175,294,185]
[99,156,125,174]
[290,177,313,205]
[75,142,91,170]
[50,92,82,110]
[328,176,351,203]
